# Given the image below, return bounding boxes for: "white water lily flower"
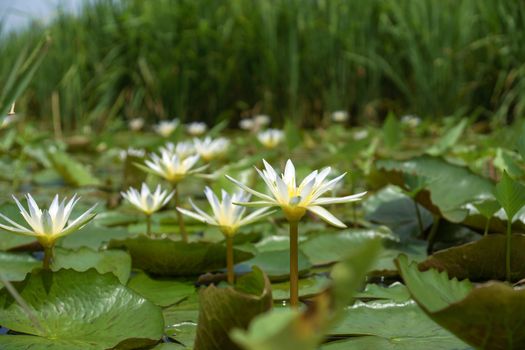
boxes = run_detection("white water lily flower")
[227,159,366,227]
[257,129,284,149]
[119,147,146,160]
[239,118,255,131]
[145,150,206,183]
[254,115,271,127]
[331,110,349,123]
[0,194,97,246]
[154,119,179,137]
[160,141,196,159]
[129,118,145,131]
[122,183,174,215]
[177,187,273,236]
[401,115,421,128]
[193,137,230,161]
[186,122,207,136]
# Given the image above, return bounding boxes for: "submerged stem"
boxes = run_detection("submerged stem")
[174,184,188,242]
[146,214,152,237]
[506,220,512,282]
[484,217,490,236]
[226,235,234,285]
[43,245,54,270]
[289,220,299,308]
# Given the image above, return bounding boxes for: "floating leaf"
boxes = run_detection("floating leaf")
[0,269,164,349]
[59,224,130,250]
[108,236,253,276]
[231,239,382,350]
[397,254,525,349]
[128,271,195,307]
[323,300,470,350]
[52,247,132,284]
[163,293,200,347]
[355,282,410,302]
[245,249,312,281]
[194,266,273,350]
[271,275,330,301]
[418,234,525,282]
[376,156,494,223]
[0,252,39,287]
[300,229,395,266]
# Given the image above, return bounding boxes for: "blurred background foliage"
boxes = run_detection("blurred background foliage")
[1,0,524,131]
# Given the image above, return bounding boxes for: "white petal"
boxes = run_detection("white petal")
[312,191,367,205]
[307,206,347,228]
[225,175,274,202]
[177,207,217,225]
[239,208,275,226]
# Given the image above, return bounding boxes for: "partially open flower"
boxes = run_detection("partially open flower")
[121,183,174,215]
[177,187,273,237]
[227,159,366,226]
[186,122,207,136]
[331,110,349,123]
[160,141,196,159]
[129,118,145,131]
[0,194,97,248]
[257,129,284,149]
[253,115,271,127]
[144,150,206,184]
[193,137,230,162]
[154,119,179,137]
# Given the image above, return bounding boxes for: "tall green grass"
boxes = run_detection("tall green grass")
[1,0,524,131]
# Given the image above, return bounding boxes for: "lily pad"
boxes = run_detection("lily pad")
[108,236,253,276]
[397,254,525,350]
[47,148,101,187]
[271,275,330,301]
[244,249,312,281]
[59,224,130,250]
[195,266,273,350]
[0,269,164,349]
[128,271,195,307]
[323,300,470,349]
[418,234,525,282]
[355,282,411,302]
[163,293,200,347]
[376,156,494,223]
[52,247,132,284]
[300,229,395,266]
[0,252,40,287]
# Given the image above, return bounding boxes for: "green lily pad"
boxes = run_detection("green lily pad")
[271,275,330,301]
[108,236,254,276]
[397,254,525,350]
[323,300,470,349]
[355,282,411,302]
[0,269,164,349]
[94,210,139,227]
[418,234,525,282]
[364,187,433,241]
[0,252,40,287]
[59,224,130,250]
[52,247,132,284]
[128,271,195,307]
[370,239,427,274]
[163,293,199,347]
[195,266,273,350]
[0,231,35,252]
[244,249,312,281]
[231,239,382,350]
[376,156,494,223]
[300,229,395,266]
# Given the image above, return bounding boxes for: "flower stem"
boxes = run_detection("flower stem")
[289,220,299,308]
[414,199,424,238]
[484,217,490,236]
[174,184,188,242]
[226,235,234,285]
[43,245,53,270]
[506,220,512,282]
[426,215,440,254]
[146,214,152,237]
